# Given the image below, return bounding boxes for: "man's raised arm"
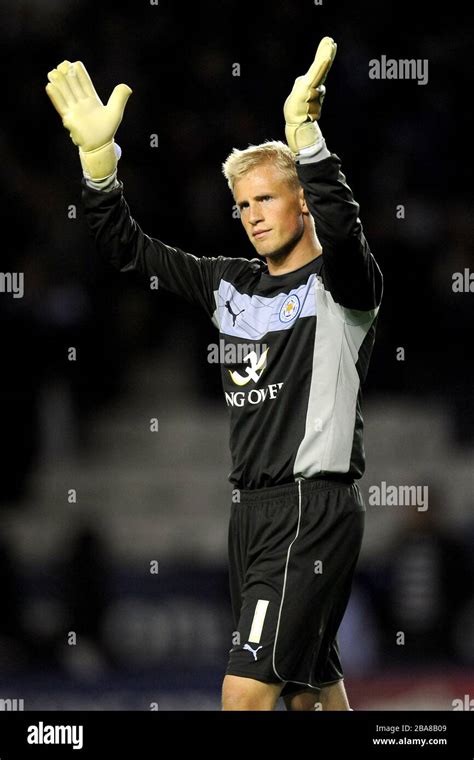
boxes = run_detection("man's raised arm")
[284,38,383,313]
[45,60,229,317]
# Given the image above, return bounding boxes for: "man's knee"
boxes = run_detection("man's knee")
[283,690,321,711]
[319,680,351,710]
[222,674,283,711]
[284,681,351,711]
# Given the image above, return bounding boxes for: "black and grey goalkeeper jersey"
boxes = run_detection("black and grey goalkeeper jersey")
[81,152,383,490]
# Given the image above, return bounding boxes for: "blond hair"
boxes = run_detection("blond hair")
[222,140,300,196]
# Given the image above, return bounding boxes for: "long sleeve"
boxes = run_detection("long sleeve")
[81,178,232,319]
[296,154,383,312]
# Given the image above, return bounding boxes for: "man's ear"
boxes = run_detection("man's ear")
[299,187,309,214]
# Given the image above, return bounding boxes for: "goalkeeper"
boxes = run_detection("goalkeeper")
[46,38,383,711]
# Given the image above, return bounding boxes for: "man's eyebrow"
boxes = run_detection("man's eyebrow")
[236,193,273,207]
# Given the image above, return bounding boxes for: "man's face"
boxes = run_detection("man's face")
[234,162,306,259]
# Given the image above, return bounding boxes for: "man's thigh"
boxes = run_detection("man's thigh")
[222,674,284,711]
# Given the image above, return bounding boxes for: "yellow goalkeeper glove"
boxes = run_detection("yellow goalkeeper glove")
[46,60,132,180]
[284,37,337,157]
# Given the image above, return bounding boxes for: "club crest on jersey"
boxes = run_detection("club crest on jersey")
[279,294,301,323]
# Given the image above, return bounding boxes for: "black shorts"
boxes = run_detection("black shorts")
[225,477,365,698]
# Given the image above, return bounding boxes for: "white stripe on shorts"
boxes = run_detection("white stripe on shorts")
[249,599,269,644]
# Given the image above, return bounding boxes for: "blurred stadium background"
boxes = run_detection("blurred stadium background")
[0,0,472,710]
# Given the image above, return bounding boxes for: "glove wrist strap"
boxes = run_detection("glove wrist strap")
[297,134,326,158]
[79,140,120,181]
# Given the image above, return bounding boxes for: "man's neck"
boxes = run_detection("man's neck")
[265,245,322,276]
